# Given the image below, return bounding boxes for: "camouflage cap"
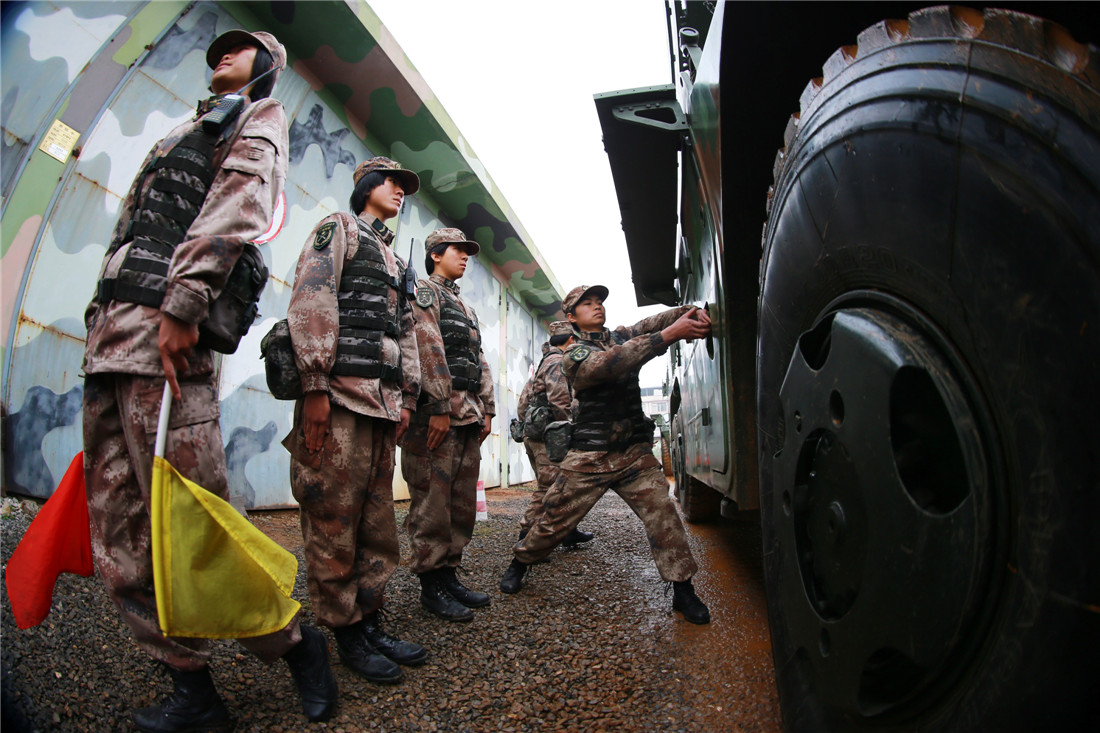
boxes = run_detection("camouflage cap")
[425,227,480,257]
[206,30,287,80]
[561,284,609,313]
[352,156,421,195]
[548,320,573,337]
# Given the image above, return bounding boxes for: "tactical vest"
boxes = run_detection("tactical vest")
[438,286,482,391]
[97,128,219,308]
[330,219,403,382]
[570,333,654,451]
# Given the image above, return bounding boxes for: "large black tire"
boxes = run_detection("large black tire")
[670,415,721,522]
[757,7,1099,732]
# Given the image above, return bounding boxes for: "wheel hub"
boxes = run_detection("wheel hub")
[774,306,994,717]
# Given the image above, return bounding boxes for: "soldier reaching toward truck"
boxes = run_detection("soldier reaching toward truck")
[500,285,713,624]
[401,228,496,622]
[285,156,429,685]
[514,320,593,546]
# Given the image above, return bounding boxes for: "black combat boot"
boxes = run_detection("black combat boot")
[499,559,529,594]
[418,569,474,622]
[282,625,339,722]
[131,664,235,733]
[362,611,428,666]
[672,579,711,624]
[438,566,491,608]
[332,622,403,683]
[561,528,594,547]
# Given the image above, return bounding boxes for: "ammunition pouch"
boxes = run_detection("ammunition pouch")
[199,242,268,353]
[544,420,573,463]
[260,318,303,400]
[523,405,552,441]
[509,417,525,443]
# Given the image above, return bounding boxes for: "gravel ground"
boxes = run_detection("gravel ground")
[2,484,780,732]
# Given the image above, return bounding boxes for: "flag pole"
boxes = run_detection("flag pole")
[151,380,173,633]
[155,381,172,460]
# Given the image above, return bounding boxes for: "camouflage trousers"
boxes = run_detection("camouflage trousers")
[520,439,558,531]
[514,452,698,582]
[287,402,399,628]
[400,422,482,574]
[82,373,300,671]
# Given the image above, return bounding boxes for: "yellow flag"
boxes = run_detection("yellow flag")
[150,456,300,638]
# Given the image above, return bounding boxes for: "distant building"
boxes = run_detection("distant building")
[1,1,564,506]
[641,386,670,423]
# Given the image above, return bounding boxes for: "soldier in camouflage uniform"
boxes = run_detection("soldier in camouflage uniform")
[515,320,593,545]
[401,228,495,622]
[81,30,337,731]
[286,156,428,684]
[500,285,713,624]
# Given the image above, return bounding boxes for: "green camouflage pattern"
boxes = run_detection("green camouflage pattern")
[1,1,555,504]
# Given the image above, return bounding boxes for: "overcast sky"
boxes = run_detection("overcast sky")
[368,0,677,386]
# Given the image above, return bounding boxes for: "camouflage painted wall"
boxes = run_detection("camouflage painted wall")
[1,0,552,506]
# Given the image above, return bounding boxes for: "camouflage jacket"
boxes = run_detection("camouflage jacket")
[410,273,495,426]
[83,96,288,377]
[287,212,420,421]
[559,305,690,472]
[516,342,572,427]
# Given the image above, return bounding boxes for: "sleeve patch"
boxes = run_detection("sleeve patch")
[313,221,337,250]
[569,345,591,362]
[415,286,435,308]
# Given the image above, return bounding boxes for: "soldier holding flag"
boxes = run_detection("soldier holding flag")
[80,29,336,730]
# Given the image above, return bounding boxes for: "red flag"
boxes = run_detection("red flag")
[5,453,93,629]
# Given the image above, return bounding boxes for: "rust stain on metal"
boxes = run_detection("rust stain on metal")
[17,313,85,344]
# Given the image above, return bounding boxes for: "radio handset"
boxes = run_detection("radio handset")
[201,63,282,136]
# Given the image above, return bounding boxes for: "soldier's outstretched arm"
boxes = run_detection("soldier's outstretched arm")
[564,333,669,391]
[621,305,695,340]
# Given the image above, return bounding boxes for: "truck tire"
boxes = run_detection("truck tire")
[756,7,1099,732]
[672,421,721,523]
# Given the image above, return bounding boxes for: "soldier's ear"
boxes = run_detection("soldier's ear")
[566,312,577,324]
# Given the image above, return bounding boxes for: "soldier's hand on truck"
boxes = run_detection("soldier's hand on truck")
[662,306,712,344]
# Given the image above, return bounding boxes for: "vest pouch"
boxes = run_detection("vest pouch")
[544,420,573,463]
[199,243,268,354]
[260,319,303,400]
[524,405,551,441]
[509,417,525,443]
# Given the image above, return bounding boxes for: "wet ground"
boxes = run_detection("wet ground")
[2,482,781,731]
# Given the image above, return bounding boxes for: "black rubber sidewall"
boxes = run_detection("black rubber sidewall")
[758,37,1100,731]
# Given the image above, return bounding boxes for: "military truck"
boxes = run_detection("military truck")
[595,2,1098,730]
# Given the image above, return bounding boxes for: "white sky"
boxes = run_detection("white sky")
[369,0,677,387]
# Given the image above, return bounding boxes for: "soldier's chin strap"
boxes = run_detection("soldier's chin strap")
[233,62,282,96]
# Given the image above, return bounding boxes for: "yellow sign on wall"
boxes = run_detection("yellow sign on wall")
[38,119,80,163]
